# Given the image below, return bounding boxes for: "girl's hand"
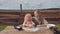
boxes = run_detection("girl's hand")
[32,24,35,26]
[23,24,29,27]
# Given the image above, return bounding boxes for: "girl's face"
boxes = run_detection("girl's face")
[26,16,31,21]
[25,14,32,21]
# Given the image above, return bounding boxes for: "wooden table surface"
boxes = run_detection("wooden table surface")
[0,26,54,34]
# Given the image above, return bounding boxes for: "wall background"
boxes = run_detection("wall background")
[0,9,59,25]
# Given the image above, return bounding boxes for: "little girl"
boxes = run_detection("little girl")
[23,13,35,28]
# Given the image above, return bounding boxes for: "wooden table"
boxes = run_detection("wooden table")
[0,26,54,34]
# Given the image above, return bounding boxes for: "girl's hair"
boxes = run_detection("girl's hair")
[24,13,32,21]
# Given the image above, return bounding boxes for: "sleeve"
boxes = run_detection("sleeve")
[32,17,35,22]
[32,17,39,25]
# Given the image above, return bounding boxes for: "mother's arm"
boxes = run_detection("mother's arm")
[38,18,48,27]
[41,18,48,27]
[32,17,39,25]
[43,19,48,24]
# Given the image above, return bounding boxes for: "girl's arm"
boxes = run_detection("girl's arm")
[23,21,28,27]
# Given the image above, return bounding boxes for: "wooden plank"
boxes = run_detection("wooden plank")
[0,14,19,16]
[0,10,58,12]
[0,10,59,25]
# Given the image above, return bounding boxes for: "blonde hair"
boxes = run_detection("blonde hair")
[24,13,32,21]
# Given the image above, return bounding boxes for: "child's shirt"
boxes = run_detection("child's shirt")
[25,21,32,24]
[23,21,35,26]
